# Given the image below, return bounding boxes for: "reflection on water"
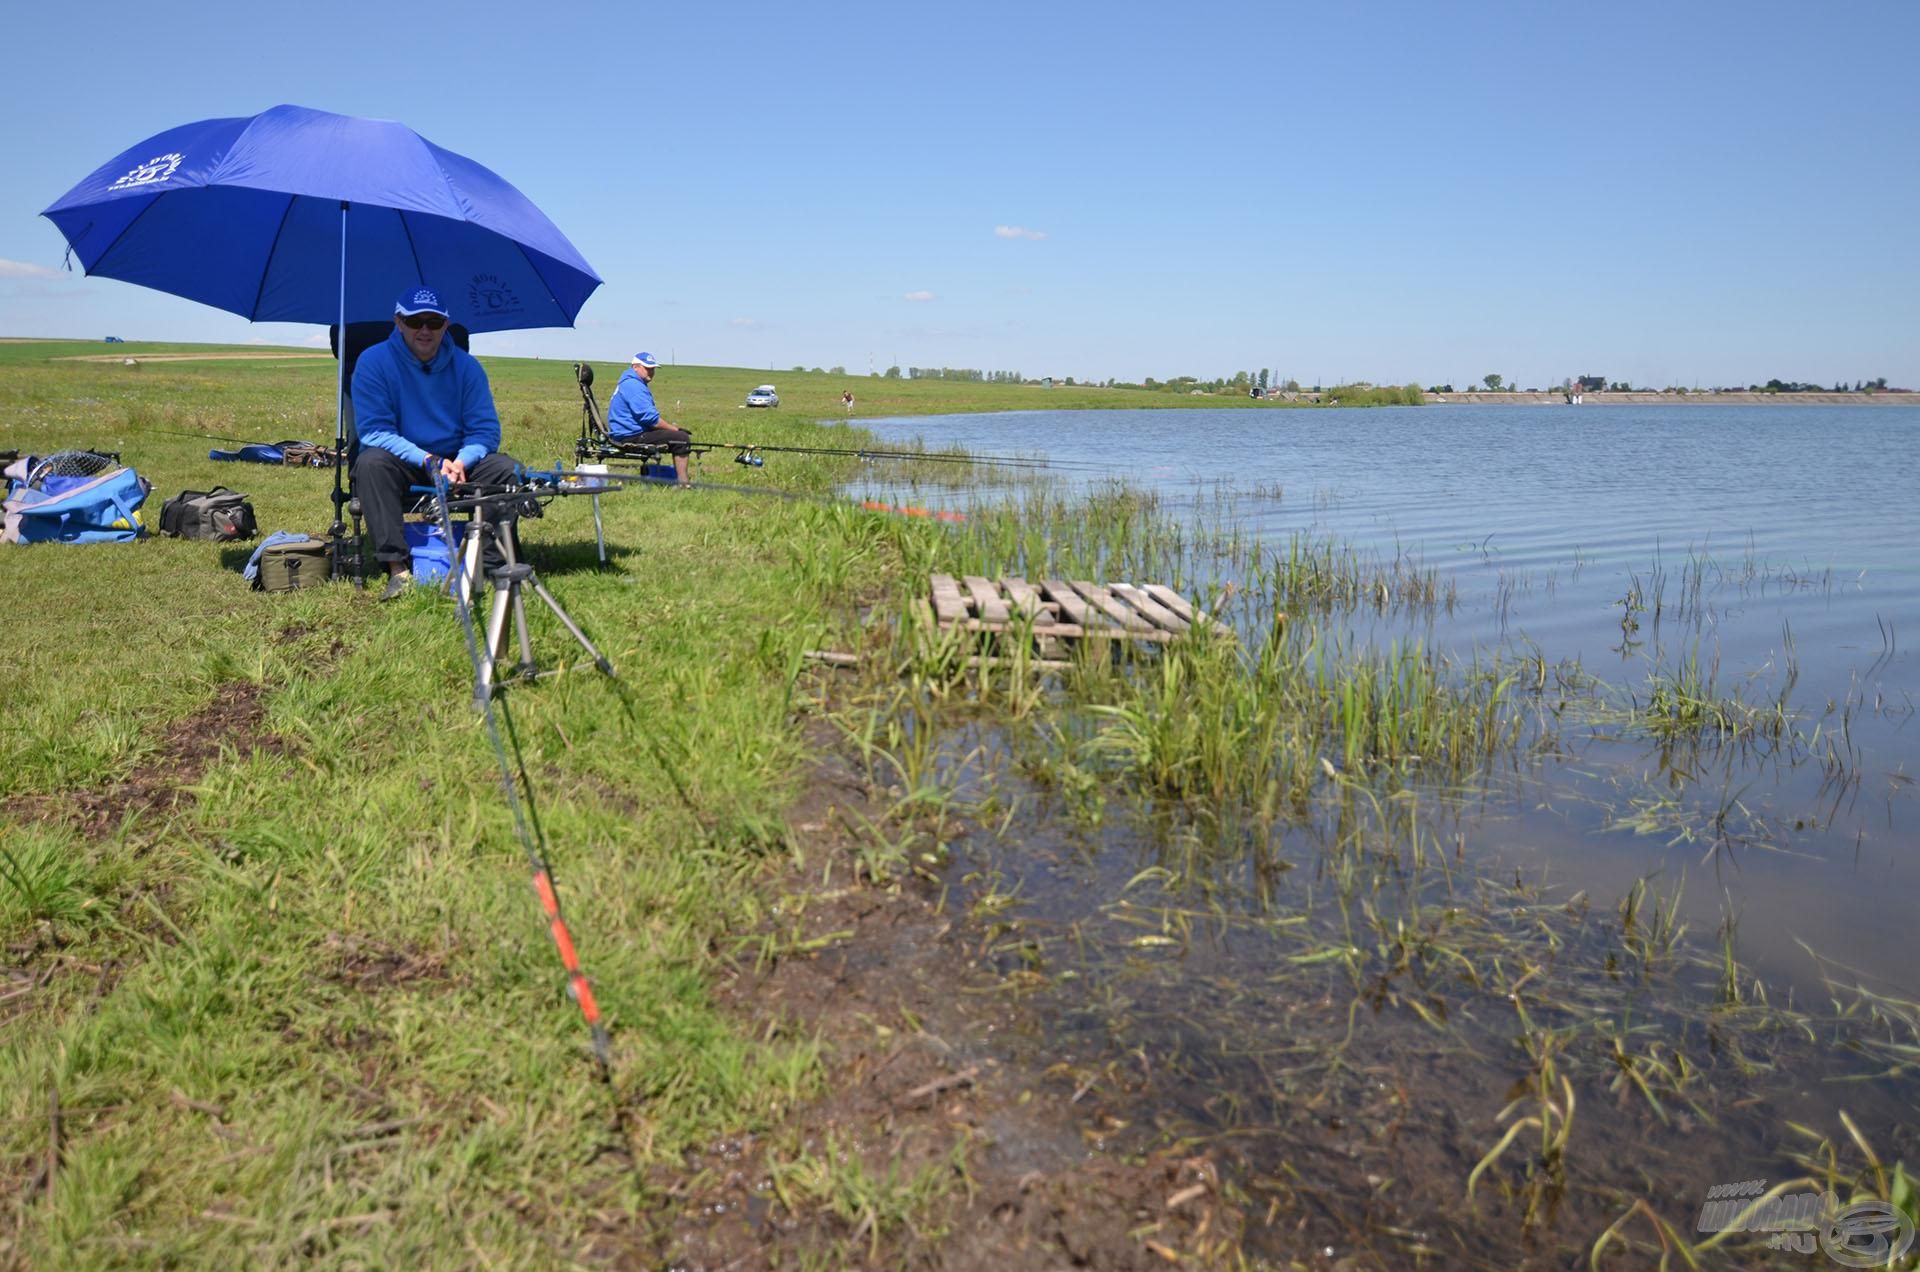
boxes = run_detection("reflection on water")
[845,403,1920,1262]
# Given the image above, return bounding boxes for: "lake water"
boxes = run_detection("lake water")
[849,404,1920,1262]
[856,404,1920,988]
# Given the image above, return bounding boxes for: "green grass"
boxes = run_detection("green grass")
[0,339,950,1264]
[8,338,1908,1267]
[0,336,1408,437]
[0,337,1421,1262]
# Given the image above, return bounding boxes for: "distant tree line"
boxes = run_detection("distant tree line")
[822,367,1900,395]
[1139,369,1293,394]
[1754,377,1891,393]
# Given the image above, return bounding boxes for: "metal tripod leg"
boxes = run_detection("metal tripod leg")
[510,571,535,673]
[570,463,610,564]
[454,503,488,611]
[476,560,615,698]
[477,570,520,699]
[526,574,615,675]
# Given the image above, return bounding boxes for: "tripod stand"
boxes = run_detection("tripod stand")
[438,482,614,700]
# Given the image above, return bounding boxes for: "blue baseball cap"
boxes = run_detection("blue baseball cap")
[632,351,659,368]
[395,286,449,318]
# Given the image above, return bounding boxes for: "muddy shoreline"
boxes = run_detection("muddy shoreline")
[649,718,1258,1268]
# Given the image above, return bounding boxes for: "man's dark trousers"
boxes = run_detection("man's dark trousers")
[353,448,522,569]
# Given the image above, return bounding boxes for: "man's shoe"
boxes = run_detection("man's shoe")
[378,570,415,602]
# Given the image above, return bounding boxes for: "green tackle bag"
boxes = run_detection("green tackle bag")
[252,536,331,592]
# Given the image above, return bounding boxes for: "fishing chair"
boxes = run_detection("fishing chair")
[327,320,472,583]
[572,362,715,477]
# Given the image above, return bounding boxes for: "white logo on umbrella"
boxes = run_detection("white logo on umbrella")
[109,153,184,191]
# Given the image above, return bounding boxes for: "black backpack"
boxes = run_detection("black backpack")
[160,487,257,541]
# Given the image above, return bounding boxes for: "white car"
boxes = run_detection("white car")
[746,385,779,408]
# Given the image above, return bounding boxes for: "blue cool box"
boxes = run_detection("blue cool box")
[404,520,468,583]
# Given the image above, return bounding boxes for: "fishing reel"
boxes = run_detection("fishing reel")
[733,449,764,467]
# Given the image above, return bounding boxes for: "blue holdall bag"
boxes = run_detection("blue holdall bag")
[2,451,152,544]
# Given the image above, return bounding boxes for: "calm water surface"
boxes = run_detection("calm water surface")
[856,403,1919,983]
[844,403,1919,1261]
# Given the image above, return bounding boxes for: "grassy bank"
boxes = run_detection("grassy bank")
[4,340,1912,1267]
[1,338,1414,426]
[0,341,959,1264]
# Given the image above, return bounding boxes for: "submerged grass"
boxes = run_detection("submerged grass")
[820,462,1920,1263]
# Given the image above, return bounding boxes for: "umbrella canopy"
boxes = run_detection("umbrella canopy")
[41,104,600,334]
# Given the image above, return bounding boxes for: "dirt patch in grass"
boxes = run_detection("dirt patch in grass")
[21,682,289,841]
[321,932,458,991]
[625,720,1264,1269]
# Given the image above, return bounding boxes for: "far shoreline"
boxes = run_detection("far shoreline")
[1424,389,1913,406]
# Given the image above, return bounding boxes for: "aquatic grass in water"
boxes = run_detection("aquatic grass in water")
[1260,532,1455,615]
[923,761,1920,1262]
[834,456,1920,1263]
[1066,626,1534,827]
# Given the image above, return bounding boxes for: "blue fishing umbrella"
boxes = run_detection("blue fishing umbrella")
[40,103,601,335]
[41,104,602,570]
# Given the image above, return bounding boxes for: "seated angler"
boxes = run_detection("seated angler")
[351,286,524,600]
[606,351,694,488]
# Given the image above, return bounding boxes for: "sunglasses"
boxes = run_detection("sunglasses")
[401,314,446,331]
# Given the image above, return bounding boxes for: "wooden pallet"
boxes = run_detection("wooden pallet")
[924,574,1230,644]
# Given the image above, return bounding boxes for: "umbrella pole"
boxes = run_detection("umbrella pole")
[328,200,362,586]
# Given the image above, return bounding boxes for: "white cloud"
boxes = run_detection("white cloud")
[993,226,1048,241]
[0,259,64,280]
[728,317,760,328]
[903,290,936,302]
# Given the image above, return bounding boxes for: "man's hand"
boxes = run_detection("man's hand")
[420,454,468,485]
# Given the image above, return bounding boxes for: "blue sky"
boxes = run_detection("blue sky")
[2,0,1915,389]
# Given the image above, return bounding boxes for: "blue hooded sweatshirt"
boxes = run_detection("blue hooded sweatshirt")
[605,366,662,438]
[352,327,501,469]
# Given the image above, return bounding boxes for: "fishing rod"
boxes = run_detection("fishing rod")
[428,470,615,1082]
[575,431,1104,474]
[688,439,1111,472]
[643,470,969,521]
